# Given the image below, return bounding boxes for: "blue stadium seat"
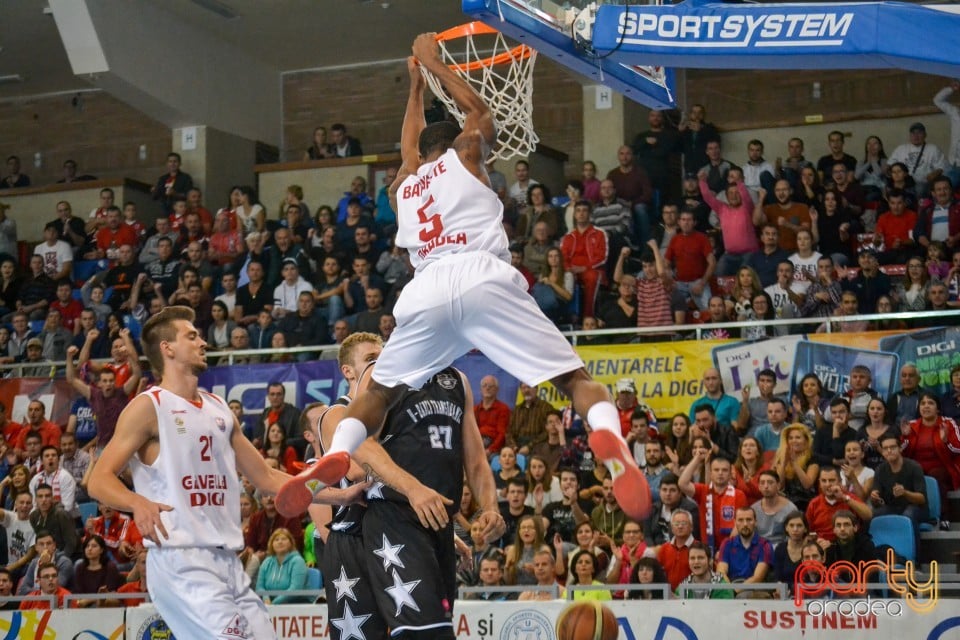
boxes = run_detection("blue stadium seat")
[305,567,322,590]
[919,476,940,533]
[869,514,916,563]
[29,320,43,333]
[77,501,99,523]
[73,260,106,284]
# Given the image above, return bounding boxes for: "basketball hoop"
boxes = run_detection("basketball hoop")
[421,21,539,161]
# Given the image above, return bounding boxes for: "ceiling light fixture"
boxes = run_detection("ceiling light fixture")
[0,74,23,85]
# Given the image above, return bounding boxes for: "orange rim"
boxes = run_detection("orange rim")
[432,21,533,72]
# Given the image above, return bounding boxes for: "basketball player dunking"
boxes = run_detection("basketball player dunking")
[278,33,651,526]
[89,306,363,640]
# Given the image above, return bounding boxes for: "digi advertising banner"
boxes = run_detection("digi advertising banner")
[880,327,960,397]
[791,341,899,402]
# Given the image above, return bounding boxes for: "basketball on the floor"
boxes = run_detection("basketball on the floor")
[555,601,619,640]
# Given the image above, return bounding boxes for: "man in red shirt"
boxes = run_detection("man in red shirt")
[86,502,143,567]
[19,562,73,610]
[93,206,138,263]
[666,208,715,311]
[678,450,747,554]
[560,200,608,317]
[15,400,61,449]
[475,375,510,456]
[875,189,918,265]
[186,188,214,235]
[657,508,696,590]
[805,466,873,541]
[49,280,83,333]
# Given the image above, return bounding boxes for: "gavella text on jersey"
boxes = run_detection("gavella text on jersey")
[182,473,228,506]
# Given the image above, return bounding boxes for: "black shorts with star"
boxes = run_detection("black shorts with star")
[362,499,457,635]
[322,531,387,640]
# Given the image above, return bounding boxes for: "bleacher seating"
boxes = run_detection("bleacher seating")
[870,514,917,564]
[920,476,941,533]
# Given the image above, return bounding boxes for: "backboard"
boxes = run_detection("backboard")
[462,0,677,109]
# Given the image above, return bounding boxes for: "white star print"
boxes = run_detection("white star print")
[384,569,421,616]
[330,601,372,640]
[373,534,405,572]
[332,567,360,602]
[365,481,385,500]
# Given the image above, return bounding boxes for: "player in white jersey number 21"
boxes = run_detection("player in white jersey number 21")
[277,33,652,528]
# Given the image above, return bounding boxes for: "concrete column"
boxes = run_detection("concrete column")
[582,85,627,170]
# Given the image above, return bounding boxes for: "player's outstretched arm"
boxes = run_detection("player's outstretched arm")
[391,56,427,209]
[459,370,504,542]
[412,33,496,155]
[89,395,172,546]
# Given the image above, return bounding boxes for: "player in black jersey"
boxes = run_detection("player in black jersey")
[353,366,502,640]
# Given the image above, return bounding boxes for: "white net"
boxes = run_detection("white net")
[421,25,539,161]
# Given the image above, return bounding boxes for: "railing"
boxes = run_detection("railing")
[1,308,956,378]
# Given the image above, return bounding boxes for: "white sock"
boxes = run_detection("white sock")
[327,417,368,455]
[586,401,623,440]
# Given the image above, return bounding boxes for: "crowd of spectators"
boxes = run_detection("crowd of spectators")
[0,95,959,607]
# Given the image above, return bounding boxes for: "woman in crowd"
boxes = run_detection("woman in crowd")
[532,247,574,324]
[268,332,294,363]
[903,391,960,529]
[740,291,775,340]
[725,266,763,320]
[0,258,20,319]
[304,126,333,161]
[504,515,551,586]
[216,186,242,232]
[859,398,897,469]
[605,519,652,598]
[628,557,670,600]
[563,179,584,233]
[841,440,874,501]
[940,365,960,421]
[260,422,299,474]
[791,373,830,432]
[733,436,766,503]
[206,300,236,350]
[568,549,612,601]
[524,454,563,514]
[0,464,31,510]
[256,527,308,604]
[310,205,336,242]
[795,165,824,207]
[494,446,523,500]
[855,135,888,197]
[663,413,693,475]
[815,188,854,267]
[773,424,819,512]
[73,535,122,608]
[454,483,480,543]
[871,295,908,331]
[683,436,713,484]
[884,162,919,211]
[235,185,266,237]
[892,257,932,314]
[771,511,811,591]
[518,184,561,240]
[238,492,261,579]
[554,521,610,583]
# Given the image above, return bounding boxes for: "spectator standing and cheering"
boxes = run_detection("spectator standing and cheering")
[151,153,193,215]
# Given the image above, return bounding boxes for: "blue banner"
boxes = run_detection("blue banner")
[879,327,960,396]
[791,340,899,401]
[198,353,523,437]
[593,1,960,78]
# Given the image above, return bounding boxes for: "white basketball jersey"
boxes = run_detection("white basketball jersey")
[395,148,510,271]
[129,388,243,550]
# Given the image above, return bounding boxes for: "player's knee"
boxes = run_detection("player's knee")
[551,367,590,397]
